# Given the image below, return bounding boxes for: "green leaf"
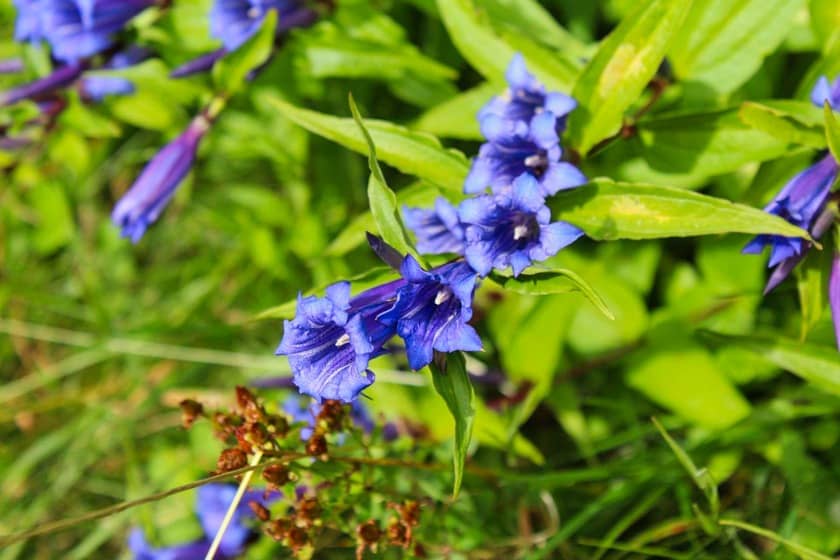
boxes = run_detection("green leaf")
[326,182,441,257]
[549,178,812,241]
[413,82,500,140]
[651,418,719,519]
[429,352,475,497]
[669,0,802,95]
[478,0,590,57]
[267,95,469,192]
[739,101,825,149]
[626,330,751,429]
[212,10,277,96]
[709,333,840,396]
[823,101,840,162]
[634,108,793,180]
[435,0,580,91]
[348,94,420,262]
[488,269,614,320]
[567,0,693,153]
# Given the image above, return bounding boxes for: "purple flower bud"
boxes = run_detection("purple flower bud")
[112,115,211,242]
[831,253,840,350]
[0,62,84,107]
[79,75,134,100]
[170,48,228,79]
[744,154,838,267]
[0,58,25,74]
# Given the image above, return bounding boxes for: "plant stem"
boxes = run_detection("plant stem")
[205,450,263,560]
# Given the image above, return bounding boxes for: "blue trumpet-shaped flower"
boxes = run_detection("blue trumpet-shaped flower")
[276,281,399,403]
[378,257,482,370]
[210,0,317,51]
[402,197,465,255]
[40,0,154,62]
[479,53,577,126]
[743,154,838,268]
[460,173,584,277]
[112,115,210,242]
[464,112,586,196]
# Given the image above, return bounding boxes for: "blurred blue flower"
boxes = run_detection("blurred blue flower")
[378,256,482,370]
[743,154,838,268]
[479,53,576,125]
[276,281,398,403]
[210,0,317,51]
[282,394,376,440]
[112,115,211,242]
[402,197,465,255]
[460,173,584,277]
[79,46,151,101]
[40,0,154,62]
[464,112,586,196]
[13,0,44,43]
[810,74,840,110]
[129,483,275,560]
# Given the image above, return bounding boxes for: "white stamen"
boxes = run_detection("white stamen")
[247,7,261,18]
[335,333,351,347]
[434,289,451,305]
[524,154,544,167]
[513,225,530,240]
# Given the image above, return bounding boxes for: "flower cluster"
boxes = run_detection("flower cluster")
[129,483,275,560]
[745,75,840,347]
[2,1,154,107]
[276,54,586,403]
[404,54,587,277]
[3,1,318,242]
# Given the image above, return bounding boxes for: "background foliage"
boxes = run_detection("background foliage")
[2,0,840,558]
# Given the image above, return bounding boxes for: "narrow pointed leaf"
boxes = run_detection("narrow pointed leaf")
[267,95,468,191]
[349,94,421,262]
[823,102,840,162]
[488,269,615,320]
[567,0,693,153]
[429,352,475,497]
[549,179,812,241]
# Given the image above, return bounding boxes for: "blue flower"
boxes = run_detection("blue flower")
[129,483,274,560]
[276,281,398,403]
[13,0,44,43]
[128,529,213,560]
[464,112,586,196]
[459,173,584,277]
[210,0,317,51]
[378,256,482,370]
[810,74,840,111]
[479,53,576,126]
[112,115,211,242]
[402,197,465,255]
[79,46,150,101]
[743,154,838,268]
[41,0,154,62]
